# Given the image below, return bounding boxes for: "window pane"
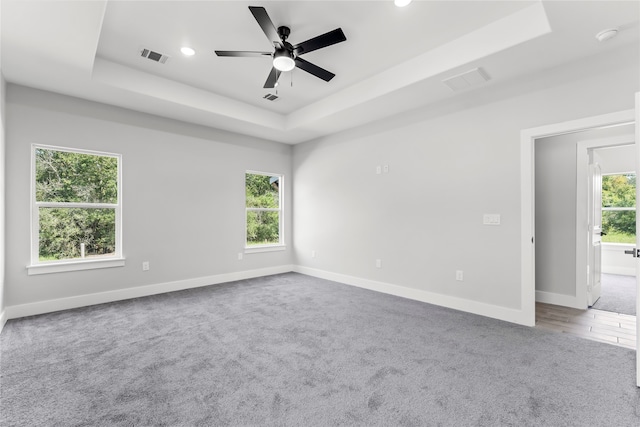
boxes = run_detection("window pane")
[35,148,118,203]
[602,174,635,208]
[602,210,636,244]
[246,210,280,245]
[39,207,116,261]
[246,173,279,208]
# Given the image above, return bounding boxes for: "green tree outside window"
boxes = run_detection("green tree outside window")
[602,173,636,244]
[245,173,281,246]
[35,147,119,261]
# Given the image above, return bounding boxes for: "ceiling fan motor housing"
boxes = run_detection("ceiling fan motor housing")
[277,26,291,41]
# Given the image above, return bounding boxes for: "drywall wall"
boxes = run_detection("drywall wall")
[535,125,634,298]
[4,85,293,308]
[293,48,638,320]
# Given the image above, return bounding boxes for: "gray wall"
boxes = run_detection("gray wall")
[5,85,293,307]
[293,52,639,312]
[535,125,634,297]
[3,45,638,320]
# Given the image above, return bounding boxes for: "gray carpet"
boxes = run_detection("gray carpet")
[1,273,639,426]
[592,273,637,316]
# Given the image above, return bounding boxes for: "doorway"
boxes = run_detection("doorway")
[590,143,637,316]
[533,126,635,310]
[578,137,636,313]
[520,104,639,387]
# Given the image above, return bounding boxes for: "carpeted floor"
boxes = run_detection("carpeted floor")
[592,273,637,316]
[1,273,639,426]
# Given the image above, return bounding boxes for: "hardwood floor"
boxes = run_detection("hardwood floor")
[536,302,637,350]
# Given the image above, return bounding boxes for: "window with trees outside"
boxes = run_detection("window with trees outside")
[602,173,635,244]
[245,172,283,249]
[30,145,123,274]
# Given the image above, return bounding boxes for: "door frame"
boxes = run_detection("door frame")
[520,109,635,327]
[577,135,635,309]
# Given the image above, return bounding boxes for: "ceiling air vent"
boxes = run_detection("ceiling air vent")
[140,48,169,64]
[263,93,279,101]
[442,67,490,92]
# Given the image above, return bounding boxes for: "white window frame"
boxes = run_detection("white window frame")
[28,144,125,275]
[244,170,285,253]
[601,172,636,245]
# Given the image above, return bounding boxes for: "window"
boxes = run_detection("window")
[29,145,123,274]
[602,173,635,244]
[245,171,284,250]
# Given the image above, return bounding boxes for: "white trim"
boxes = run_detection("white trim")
[27,257,126,276]
[31,145,123,267]
[576,134,635,309]
[294,266,531,326]
[245,171,284,247]
[520,109,635,326]
[6,265,294,320]
[0,310,7,334]
[634,91,640,388]
[535,290,582,309]
[244,244,287,254]
[36,202,118,209]
[602,266,636,276]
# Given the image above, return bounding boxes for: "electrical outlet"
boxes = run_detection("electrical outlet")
[238,253,243,260]
[456,270,463,281]
[142,261,150,271]
[376,259,382,268]
[311,250,316,258]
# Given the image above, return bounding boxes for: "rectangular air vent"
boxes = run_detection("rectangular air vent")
[263,94,279,101]
[442,67,490,92]
[140,48,169,64]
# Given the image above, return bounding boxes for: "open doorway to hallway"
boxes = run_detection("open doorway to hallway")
[534,126,637,348]
[521,100,639,387]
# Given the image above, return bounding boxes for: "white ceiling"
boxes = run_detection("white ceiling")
[1,1,639,144]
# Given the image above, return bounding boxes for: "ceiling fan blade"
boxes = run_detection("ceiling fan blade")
[263,67,282,89]
[215,51,272,57]
[294,57,335,82]
[294,28,346,56]
[249,6,282,48]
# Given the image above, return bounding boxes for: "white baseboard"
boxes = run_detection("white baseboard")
[293,266,531,326]
[4,265,294,321]
[535,290,584,309]
[3,264,538,329]
[0,310,7,334]
[602,267,636,276]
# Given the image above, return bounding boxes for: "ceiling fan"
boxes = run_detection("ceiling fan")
[215,6,346,89]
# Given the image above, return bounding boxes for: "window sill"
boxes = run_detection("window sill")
[27,257,126,276]
[244,244,287,254]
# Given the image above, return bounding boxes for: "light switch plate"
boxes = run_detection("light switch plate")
[483,214,501,225]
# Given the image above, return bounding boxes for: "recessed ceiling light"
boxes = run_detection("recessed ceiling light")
[180,47,196,56]
[595,28,618,42]
[394,0,412,7]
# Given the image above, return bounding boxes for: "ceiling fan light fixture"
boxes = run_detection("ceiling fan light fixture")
[394,0,412,7]
[273,49,295,72]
